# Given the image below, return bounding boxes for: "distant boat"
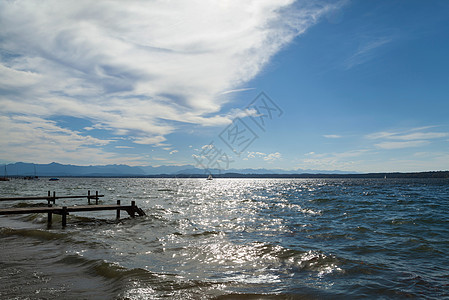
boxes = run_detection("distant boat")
[15,164,39,180]
[1,165,9,181]
[207,174,213,180]
[49,178,59,181]
[30,164,39,179]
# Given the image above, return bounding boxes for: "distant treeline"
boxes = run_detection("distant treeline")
[212,171,449,179]
[10,171,448,179]
[142,171,449,179]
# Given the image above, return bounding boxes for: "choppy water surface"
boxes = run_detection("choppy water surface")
[1,178,448,299]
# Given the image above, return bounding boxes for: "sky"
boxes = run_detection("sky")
[1,0,449,173]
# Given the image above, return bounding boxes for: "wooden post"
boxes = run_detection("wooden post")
[116,200,121,220]
[88,190,91,204]
[62,206,67,227]
[95,191,99,205]
[47,212,52,226]
[131,201,136,218]
[53,191,56,204]
[47,191,51,206]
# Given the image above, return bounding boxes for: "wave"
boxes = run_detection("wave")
[0,227,68,240]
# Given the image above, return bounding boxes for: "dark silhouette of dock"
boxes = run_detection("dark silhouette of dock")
[0,191,145,227]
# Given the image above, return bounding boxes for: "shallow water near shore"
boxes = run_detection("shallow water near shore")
[1,178,448,299]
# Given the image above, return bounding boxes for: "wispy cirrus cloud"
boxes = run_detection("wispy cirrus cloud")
[0,0,343,164]
[366,127,448,150]
[344,37,392,69]
[301,149,370,170]
[368,131,448,141]
[221,88,256,95]
[374,140,430,150]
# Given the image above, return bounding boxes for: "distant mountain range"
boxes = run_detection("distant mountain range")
[2,162,356,177]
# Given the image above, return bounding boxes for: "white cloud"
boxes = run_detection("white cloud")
[299,128,449,172]
[247,151,266,159]
[366,127,448,150]
[202,144,214,150]
[221,88,256,95]
[391,132,448,141]
[245,151,282,162]
[323,134,342,138]
[0,115,110,147]
[299,149,371,170]
[263,152,282,162]
[0,0,338,166]
[133,136,167,146]
[0,115,145,165]
[365,131,397,140]
[375,140,429,150]
[367,129,448,141]
[305,149,369,160]
[169,150,179,155]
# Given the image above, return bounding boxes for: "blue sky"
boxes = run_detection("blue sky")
[1,0,448,172]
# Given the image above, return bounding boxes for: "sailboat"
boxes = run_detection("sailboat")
[1,165,10,181]
[207,174,213,180]
[24,164,39,180]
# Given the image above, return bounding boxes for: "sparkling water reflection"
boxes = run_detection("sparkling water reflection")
[1,178,449,299]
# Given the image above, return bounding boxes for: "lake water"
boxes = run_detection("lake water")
[1,178,448,299]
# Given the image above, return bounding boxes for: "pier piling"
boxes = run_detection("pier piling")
[62,206,68,227]
[130,201,136,218]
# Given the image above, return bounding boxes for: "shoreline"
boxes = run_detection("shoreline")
[2,171,449,179]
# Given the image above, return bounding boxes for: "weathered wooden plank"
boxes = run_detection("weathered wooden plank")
[0,196,56,201]
[0,205,130,215]
[0,195,105,201]
[64,205,131,212]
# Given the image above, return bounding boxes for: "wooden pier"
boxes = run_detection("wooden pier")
[0,191,145,227]
[0,190,104,205]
